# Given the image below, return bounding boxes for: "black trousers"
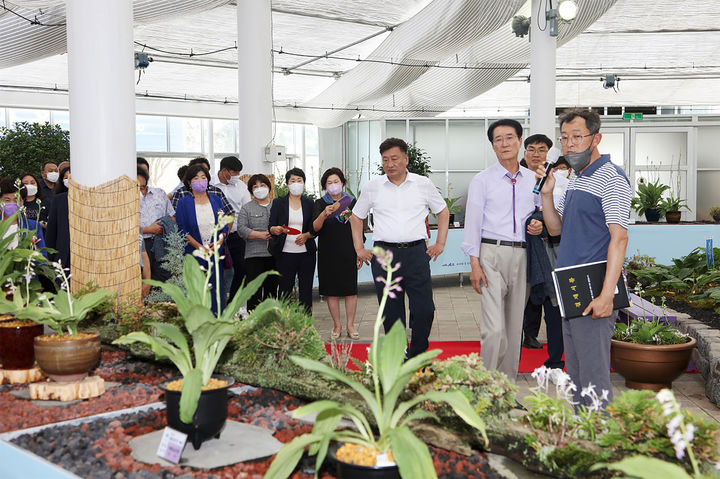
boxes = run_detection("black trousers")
[245,256,279,311]
[277,251,316,314]
[523,296,565,369]
[371,242,434,359]
[226,232,247,301]
[144,237,170,282]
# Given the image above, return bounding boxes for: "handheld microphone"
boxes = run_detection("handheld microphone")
[532,160,557,194]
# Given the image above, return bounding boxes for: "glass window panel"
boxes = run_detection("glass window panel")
[599,131,625,169]
[304,125,318,156]
[8,108,50,125]
[136,115,167,152]
[633,169,687,213]
[368,121,382,174]
[305,155,320,195]
[357,122,370,173]
[427,172,446,224]
[448,120,485,171]
[346,122,360,191]
[0,108,5,128]
[634,131,687,167]
[410,120,446,170]
[144,157,191,193]
[447,172,478,223]
[274,123,297,155]
[168,117,202,152]
[385,120,406,140]
[697,171,720,221]
[213,119,236,153]
[50,111,69,131]
[697,126,720,169]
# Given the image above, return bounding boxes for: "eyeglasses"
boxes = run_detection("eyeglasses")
[526,147,548,154]
[559,133,594,145]
[492,134,518,145]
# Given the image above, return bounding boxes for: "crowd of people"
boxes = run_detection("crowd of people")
[0,108,632,410]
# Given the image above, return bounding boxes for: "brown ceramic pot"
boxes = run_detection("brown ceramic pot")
[665,211,681,224]
[0,320,44,369]
[610,337,697,392]
[34,332,101,382]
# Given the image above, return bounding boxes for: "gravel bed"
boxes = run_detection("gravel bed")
[9,386,501,478]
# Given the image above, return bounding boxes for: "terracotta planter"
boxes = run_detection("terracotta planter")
[330,443,400,479]
[34,332,101,382]
[665,211,681,224]
[610,337,697,391]
[0,320,44,369]
[162,375,234,450]
[644,208,661,222]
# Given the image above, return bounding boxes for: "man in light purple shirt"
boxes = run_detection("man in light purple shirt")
[462,119,542,381]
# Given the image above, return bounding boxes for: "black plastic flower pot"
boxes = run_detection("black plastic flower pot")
[161,375,234,450]
[329,444,401,479]
[644,208,661,222]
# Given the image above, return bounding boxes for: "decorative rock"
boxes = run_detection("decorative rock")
[29,376,105,401]
[129,420,283,469]
[0,365,45,384]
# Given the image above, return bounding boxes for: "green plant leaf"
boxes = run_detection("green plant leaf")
[376,321,407,393]
[179,367,203,424]
[398,409,440,428]
[389,425,436,479]
[183,255,209,307]
[113,332,190,375]
[149,322,193,371]
[221,270,278,321]
[184,304,216,335]
[144,279,192,316]
[590,456,692,479]
[263,433,324,479]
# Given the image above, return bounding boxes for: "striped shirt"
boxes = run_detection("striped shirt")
[556,154,631,268]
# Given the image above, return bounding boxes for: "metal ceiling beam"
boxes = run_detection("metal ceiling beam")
[226,1,395,28]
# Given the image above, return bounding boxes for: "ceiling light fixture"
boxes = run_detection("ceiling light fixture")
[547,0,578,37]
[602,74,619,91]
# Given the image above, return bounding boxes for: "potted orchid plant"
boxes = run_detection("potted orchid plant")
[265,247,487,479]
[114,212,276,450]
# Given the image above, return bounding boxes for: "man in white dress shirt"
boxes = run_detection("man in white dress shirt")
[351,138,448,359]
[462,119,542,381]
[213,156,251,301]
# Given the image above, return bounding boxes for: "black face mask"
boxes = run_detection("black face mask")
[564,135,595,171]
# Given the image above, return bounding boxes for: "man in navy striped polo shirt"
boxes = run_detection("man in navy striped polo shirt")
[537,109,632,409]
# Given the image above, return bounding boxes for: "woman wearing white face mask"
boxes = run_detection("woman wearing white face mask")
[46,166,71,270]
[20,172,48,225]
[269,168,317,314]
[237,174,278,311]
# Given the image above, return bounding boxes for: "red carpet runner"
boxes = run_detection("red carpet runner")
[324,341,699,374]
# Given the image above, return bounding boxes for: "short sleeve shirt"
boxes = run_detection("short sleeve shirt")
[352,172,445,242]
[556,155,632,268]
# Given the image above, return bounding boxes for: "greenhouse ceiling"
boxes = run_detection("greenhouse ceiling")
[1,0,720,127]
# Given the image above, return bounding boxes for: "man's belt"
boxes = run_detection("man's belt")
[374,239,424,249]
[481,238,527,248]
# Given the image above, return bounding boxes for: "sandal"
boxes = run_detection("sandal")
[331,330,341,340]
[347,331,360,340]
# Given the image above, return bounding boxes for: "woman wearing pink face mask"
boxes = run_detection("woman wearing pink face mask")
[174,163,230,313]
[312,168,359,340]
[0,178,47,257]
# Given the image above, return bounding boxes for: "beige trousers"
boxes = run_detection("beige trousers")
[478,243,528,382]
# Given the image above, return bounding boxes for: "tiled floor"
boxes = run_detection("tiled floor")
[311,275,720,424]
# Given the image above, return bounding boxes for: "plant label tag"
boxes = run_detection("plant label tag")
[157,427,187,464]
[376,452,396,467]
[453,221,461,228]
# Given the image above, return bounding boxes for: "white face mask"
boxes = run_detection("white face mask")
[553,170,569,182]
[288,182,304,196]
[24,184,38,197]
[46,171,59,183]
[253,186,269,200]
[229,175,242,186]
[63,179,69,188]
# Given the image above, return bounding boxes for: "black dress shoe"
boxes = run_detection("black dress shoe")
[522,336,543,349]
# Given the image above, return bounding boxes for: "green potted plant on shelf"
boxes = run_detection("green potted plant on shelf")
[611,306,696,392]
[264,247,487,479]
[631,178,670,222]
[114,213,275,450]
[659,194,689,224]
[709,206,720,224]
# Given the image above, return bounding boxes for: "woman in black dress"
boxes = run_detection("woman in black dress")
[312,168,359,340]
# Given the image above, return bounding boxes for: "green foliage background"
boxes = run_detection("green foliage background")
[0,122,70,179]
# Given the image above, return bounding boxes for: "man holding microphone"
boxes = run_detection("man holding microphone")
[536,109,631,409]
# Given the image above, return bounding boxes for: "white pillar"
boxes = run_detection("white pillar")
[237,0,273,174]
[66,0,135,186]
[529,0,557,139]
